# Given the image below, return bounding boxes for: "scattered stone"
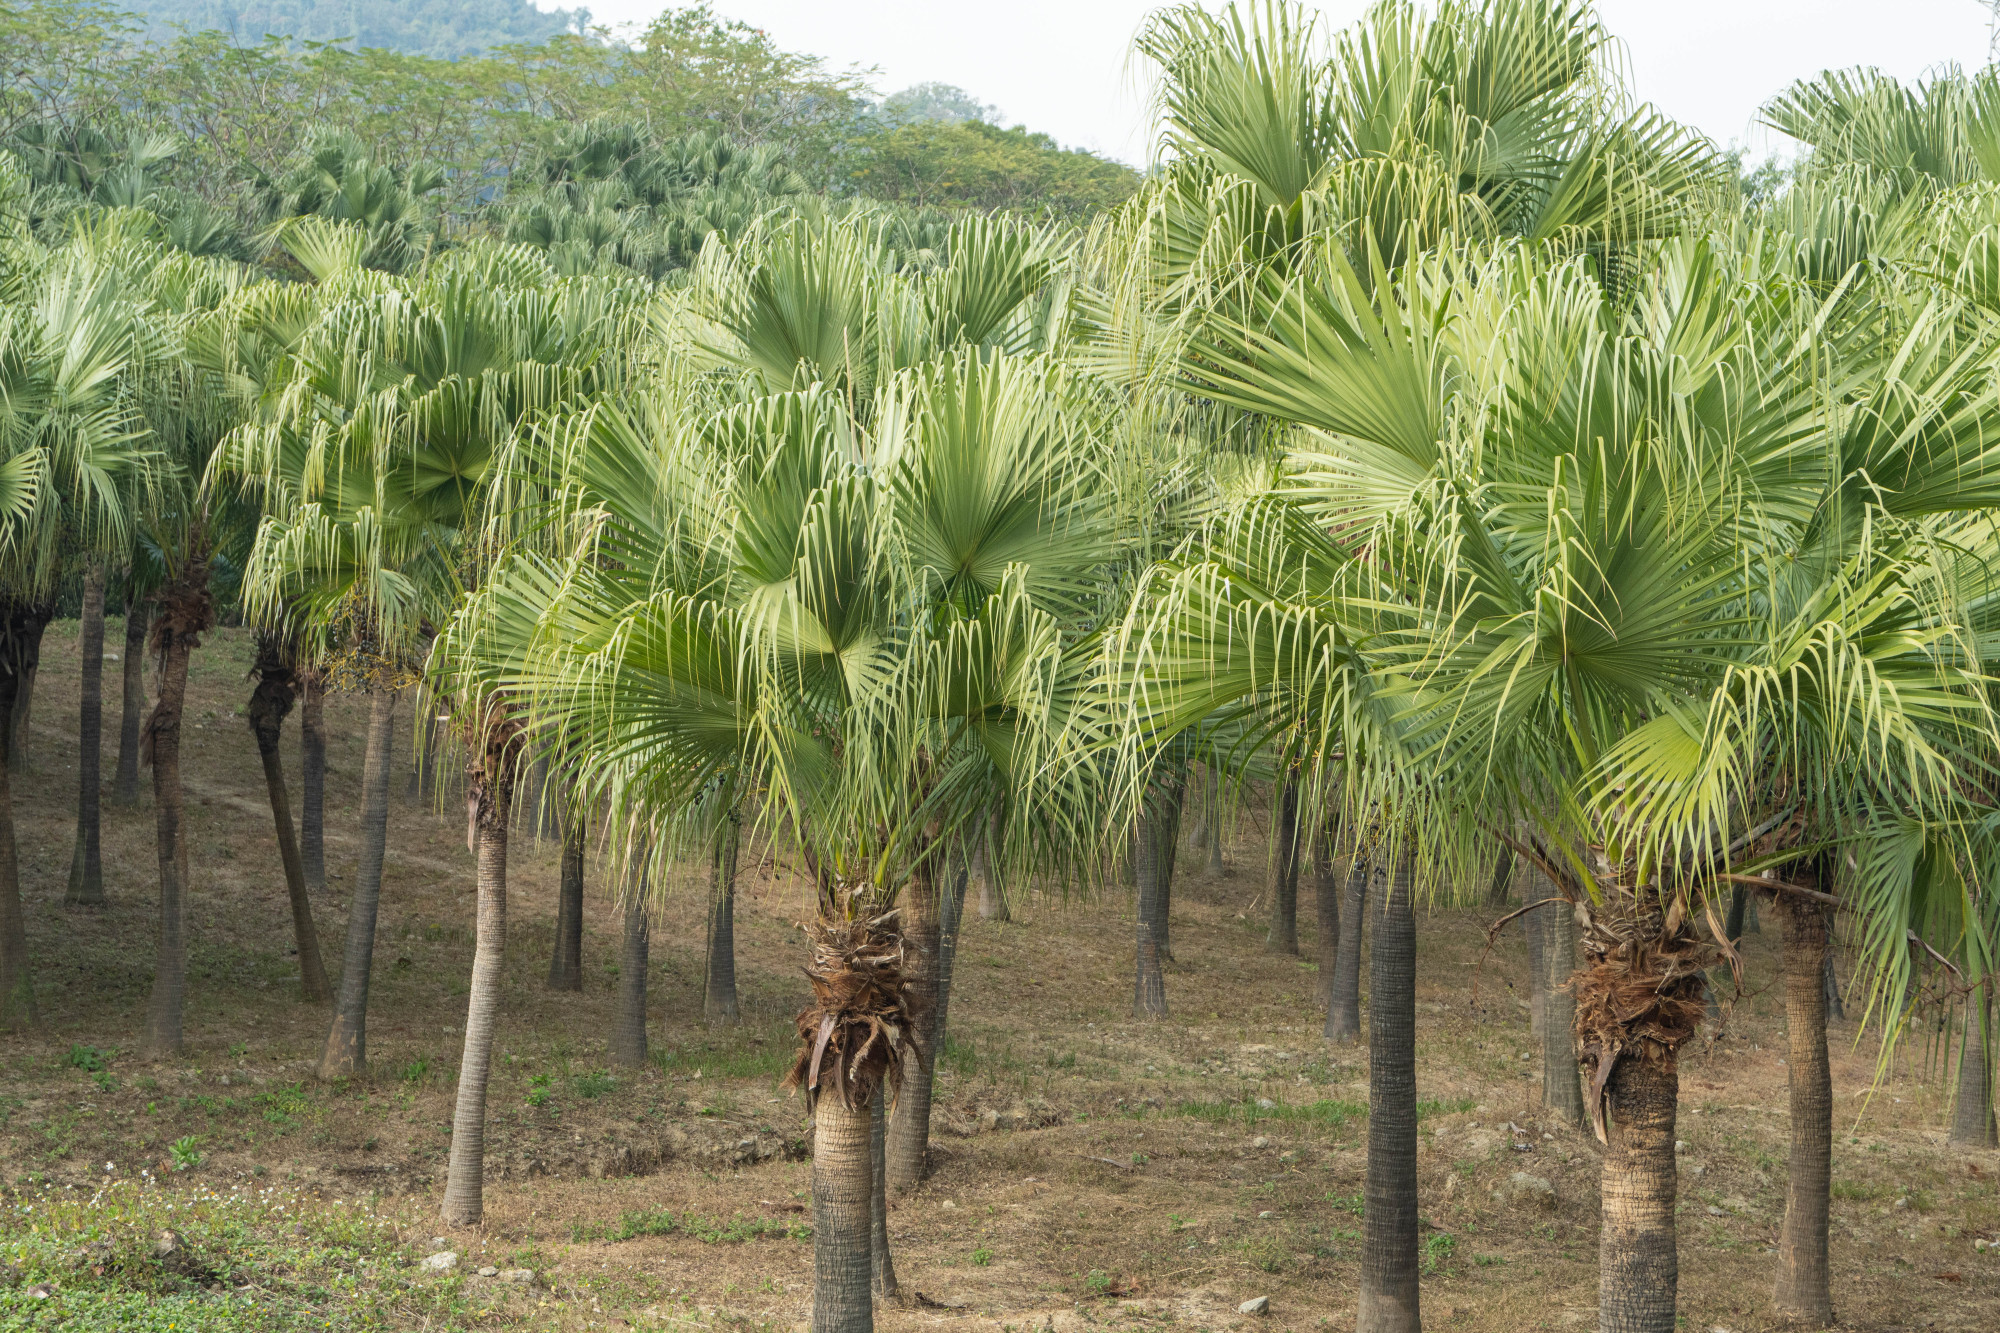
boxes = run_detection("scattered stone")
[477,1266,499,1277]
[1687,1163,1707,1178]
[941,1200,956,1210]
[152,1231,186,1262]
[429,1237,451,1251]
[25,1283,52,1299]
[1238,1296,1270,1315]
[1706,1206,1725,1217]
[1255,1098,1276,1109]
[1893,1197,1909,1210]
[1498,1172,1556,1210]
[1976,1238,1990,1250]
[1257,1210,1275,1219]
[500,1269,535,1285]
[1674,1140,1686,1153]
[1250,1136,1271,1149]
[422,1251,459,1273]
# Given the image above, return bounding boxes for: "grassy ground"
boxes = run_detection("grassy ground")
[1,619,1995,1331]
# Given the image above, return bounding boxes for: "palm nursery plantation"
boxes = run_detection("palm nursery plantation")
[0,1,1995,1331]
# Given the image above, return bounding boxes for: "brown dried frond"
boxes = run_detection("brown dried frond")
[1570,882,1713,1144]
[784,903,915,1112]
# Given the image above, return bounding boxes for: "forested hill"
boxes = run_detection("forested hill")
[128,0,584,57]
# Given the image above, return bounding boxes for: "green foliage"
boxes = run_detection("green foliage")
[167,1136,203,1170]
[572,1207,810,1244]
[65,1044,109,1072]
[845,119,1139,219]
[1173,1097,1367,1129]
[129,0,581,60]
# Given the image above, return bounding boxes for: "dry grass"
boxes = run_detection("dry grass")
[6,620,1998,1331]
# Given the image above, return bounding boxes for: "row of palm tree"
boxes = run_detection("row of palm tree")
[3,4,1999,1333]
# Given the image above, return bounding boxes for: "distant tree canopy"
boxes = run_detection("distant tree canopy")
[0,0,1142,263]
[128,0,585,58]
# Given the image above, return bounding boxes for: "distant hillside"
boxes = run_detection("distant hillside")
[130,0,586,59]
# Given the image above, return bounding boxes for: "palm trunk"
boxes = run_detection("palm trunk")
[813,1093,875,1333]
[546,815,584,992]
[65,564,107,906]
[1598,1049,1681,1333]
[1951,981,1998,1148]
[247,638,330,1003]
[1327,860,1368,1042]
[1525,873,1549,1047]
[975,806,1008,921]
[1542,889,1584,1128]
[318,690,395,1079]
[704,813,741,1025]
[141,571,212,1058]
[441,739,514,1226]
[113,588,147,807]
[1773,891,1834,1323]
[7,608,46,771]
[1206,771,1226,877]
[870,1085,897,1302]
[1823,948,1844,1022]
[935,846,968,1052]
[1485,845,1514,907]
[1265,778,1300,954]
[885,864,941,1194]
[299,671,326,897]
[610,892,650,1067]
[1313,839,1340,1009]
[1708,885,1751,1023]
[1357,857,1419,1333]
[0,608,36,1028]
[1134,788,1172,1019]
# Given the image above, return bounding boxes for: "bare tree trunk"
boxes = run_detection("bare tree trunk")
[1598,1051,1681,1333]
[299,671,326,897]
[1313,838,1340,1008]
[1542,890,1585,1128]
[113,587,147,807]
[1206,771,1226,877]
[1357,857,1419,1333]
[1265,778,1300,955]
[65,564,107,906]
[7,607,47,771]
[546,815,584,992]
[441,737,514,1226]
[610,892,650,1067]
[141,570,213,1058]
[935,844,968,1052]
[870,1085,896,1303]
[317,691,395,1079]
[1525,873,1549,1047]
[0,608,37,1028]
[1774,891,1835,1323]
[1952,981,1998,1148]
[246,637,330,1003]
[885,863,940,1193]
[1327,860,1368,1043]
[704,812,741,1025]
[813,1094,875,1332]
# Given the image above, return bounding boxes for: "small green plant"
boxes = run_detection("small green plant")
[971,1246,993,1267]
[1422,1231,1457,1275]
[168,1137,203,1171]
[1473,1253,1507,1268]
[1326,1191,1365,1215]
[400,1058,430,1085]
[228,1041,250,1059]
[1085,1270,1113,1295]
[526,1072,553,1107]
[89,1069,116,1093]
[1415,1096,1477,1120]
[572,1069,616,1099]
[65,1045,108,1073]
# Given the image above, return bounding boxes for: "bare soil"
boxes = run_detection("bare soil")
[8,621,1998,1331]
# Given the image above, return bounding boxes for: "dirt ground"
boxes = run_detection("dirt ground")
[4,619,1997,1331]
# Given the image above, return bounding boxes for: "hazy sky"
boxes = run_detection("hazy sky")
[573,1,1997,164]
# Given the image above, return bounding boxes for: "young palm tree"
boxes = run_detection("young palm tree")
[245,632,332,1002]
[63,561,107,906]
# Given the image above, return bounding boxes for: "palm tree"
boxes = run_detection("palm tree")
[245,632,332,1002]
[63,560,107,905]
[113,568,150,807]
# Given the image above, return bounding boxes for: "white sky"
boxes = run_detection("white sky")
[571,1,1997,165]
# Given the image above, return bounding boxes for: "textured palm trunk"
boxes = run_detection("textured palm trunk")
[0,611,35,1028]
[318,691,396,1079]
[246,640,330,1003]
[1326,860,1368,1042]
[869,1086,897,1302]
[610,895,650,1067]
[1774,891,1834,1322]
[1598,1051,1680,1333]
[1265,778,1300,955]
[885,865,941,1194]
[1485,845,1514,907]
[813,1093,875,1332]
[704,813,741,1025]
[141,572,212,1058]
[975,806,1009,921]
[546,816,584,992]
[1952,982,1998,1148]
[7,608,46,771]
[1357,857,1420,1333]
[935,848,968,1052]
[113,589,148,807]
[1134,789,1172,1019]
[299,672,327,897]
[1541,890,1584,1128]
[65,565,107,906]
[441,744,513,1226]
[1525,873,1549,1046]
[1822,949,1844,1022]
[1313,839,1340,1008]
